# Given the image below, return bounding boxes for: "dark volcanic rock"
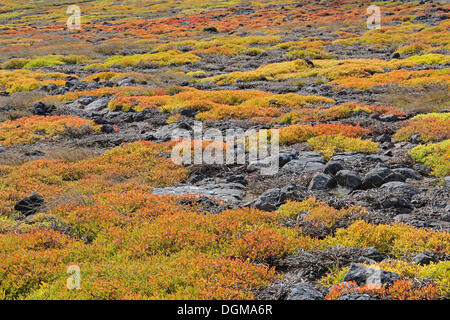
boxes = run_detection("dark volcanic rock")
[412,251,436,265]
[31,102,55,115]
[361,167,405,189]
[101,124,115,134]
[253,188,280,211]
[281,152,325,174]
[14,193,44,216]
[337,292,380,300]
[309,173,335,190]
[323,161,343,176]
[335,170,362,190]
[203,26,218,33]
[393,168,422,180]
[361,172,385,189]
[84,97,112,112]
[379,181,420,197]
[379,114,398,122]
[361,247,385,262]
[286,283,324,300]
[343,263,401,286]
[252,185,305,211]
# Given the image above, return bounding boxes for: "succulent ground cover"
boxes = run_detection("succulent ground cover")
[0,0,449,301]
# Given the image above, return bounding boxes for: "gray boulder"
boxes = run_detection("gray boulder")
[253,188,281,211]
[323,161,343,176]
[362,247,386,262]
[85,97,112,112]
[337,292,380,300]
[281,159,325,174]
[309,173,335,190]
[335,170,362,190]
[252,185,304,211]
[379,181,420,197]
[343,263,401,286]
[76,96,96,106]
[148,122,192,142]
[117,77,136,86]
[412,251,436,265]
[286,283,324,300]
[153,182,245,203]
[361,173,385,189]
[393,168,423,180]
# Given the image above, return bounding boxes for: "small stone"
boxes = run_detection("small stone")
[203,26,218,32]
[117,77,135,86]
[411,133,421,144]
[441,213,450,222]
[380,114,398,122]
[101,124,115,134]
[444,176,450,187]
[358,256,376,264]
[376,134,391,143]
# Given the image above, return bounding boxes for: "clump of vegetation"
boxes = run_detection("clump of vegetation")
[45,86,169,103]
[307,135,379,160]
[107,88,334,121]
[409,140,450,177]
[2,55,91,70]
[280,103,406,124]
[278,123,371,145]
[326,279,441,300]
[321,260,449,299]
[325,220,450,257]
[0,115,101,145]
[200,59,314,85]
[286,48,334,59]
[395,43,433,55]
[394,114,450,143]
[0,140,323,299]
[0,70,70,93]
[87,50,200,69]
[277,198,368,236]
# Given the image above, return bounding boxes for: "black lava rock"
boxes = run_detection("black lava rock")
[31,102,55,116]
[324,161,343,176]
[101,124,115,134]
[343,263,401,287]
[412,252,436,265]
[14,193,44,216]
[335,170,362,190]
